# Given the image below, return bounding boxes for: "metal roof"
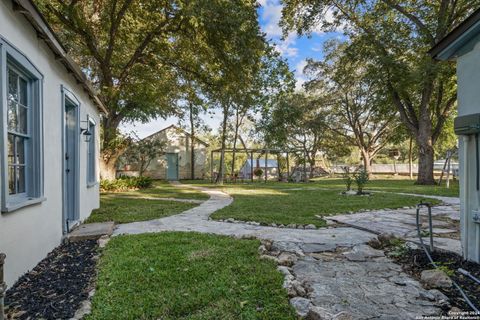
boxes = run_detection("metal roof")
[242,159,278,168]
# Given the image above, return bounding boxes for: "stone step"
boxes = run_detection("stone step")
[67,222,115,242]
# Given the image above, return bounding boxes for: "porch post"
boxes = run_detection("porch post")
[0,253,6,320]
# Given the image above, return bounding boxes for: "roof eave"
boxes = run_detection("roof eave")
[12,0,108,115]
[430,7,480,61]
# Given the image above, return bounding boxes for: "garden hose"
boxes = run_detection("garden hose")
[458,268,480,286]
[416,203,480,314]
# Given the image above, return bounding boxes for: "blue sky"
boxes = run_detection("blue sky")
[121,0,341,138]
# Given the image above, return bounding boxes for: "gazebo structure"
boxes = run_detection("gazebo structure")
[210,148,308,183]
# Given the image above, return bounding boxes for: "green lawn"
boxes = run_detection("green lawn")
[88,180,208,224]
[104,180,209,200]
[310,177,459,197]
[209,184,439,227]
[87,195,196,224]
[88,232,295,320]
[185,177,459,197]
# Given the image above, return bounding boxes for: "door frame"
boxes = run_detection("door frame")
[61,86,80,233]
[166,153,179,181]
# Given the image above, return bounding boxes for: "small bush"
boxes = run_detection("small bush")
[100,176,153,192]
[353,168,369,194]
[254,168,264,178]
[341,167,353,191]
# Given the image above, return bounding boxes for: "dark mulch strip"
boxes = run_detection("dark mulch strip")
[5,240,98,320]
[393,248,480,312]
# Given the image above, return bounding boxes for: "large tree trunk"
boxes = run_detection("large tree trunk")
[189,103,195,180]
[100,155,117,180]
[408,137,414,180]
[416,138,436,185]
[416,117,436,185]
[99,116,127,180]
[361,150,372,175]
[216,104,229,185]
[231,108,241,178]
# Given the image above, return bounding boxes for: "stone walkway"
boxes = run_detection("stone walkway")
[114,182,449,319]
[327,204,461,254]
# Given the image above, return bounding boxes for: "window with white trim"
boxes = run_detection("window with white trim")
[87,117,96,185]
[1,40,44,212]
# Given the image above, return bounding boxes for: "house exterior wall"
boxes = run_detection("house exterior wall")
[143,127,207,180]
[456,39,480,262]
[0,0,100,285]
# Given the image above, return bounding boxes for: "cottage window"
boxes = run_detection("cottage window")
[1,40,44,212]
[87,117,96,186]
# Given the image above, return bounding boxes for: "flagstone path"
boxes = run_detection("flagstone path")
[114,182,451,319]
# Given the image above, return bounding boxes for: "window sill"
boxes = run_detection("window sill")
[2,197,46,213]
[87,181,98,188]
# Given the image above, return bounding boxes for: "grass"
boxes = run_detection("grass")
[186,177,459,197]
[310,177,459,197]
[88,232,296,320]
[208,184,439,227]
[87,195,196,224]
[103,180,209,200]
[88,180,208,224]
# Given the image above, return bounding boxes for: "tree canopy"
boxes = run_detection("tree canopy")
[281,0,478,184]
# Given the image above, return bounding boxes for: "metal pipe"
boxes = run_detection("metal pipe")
[415,203,480,314]
[0,253,6,320]
[416,203,434,252]
[458,268,480,285]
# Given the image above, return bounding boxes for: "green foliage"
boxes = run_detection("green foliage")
[253,168,264,178]
[281,0,478,184]
[353,168,370,194]
[35,0,274,177]
[100,176,153,192]
[122,136,166,175]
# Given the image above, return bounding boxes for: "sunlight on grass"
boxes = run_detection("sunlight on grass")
[88,232,296,320]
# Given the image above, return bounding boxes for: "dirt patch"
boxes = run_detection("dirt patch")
[392,248,480,311]
[5,239,98,319]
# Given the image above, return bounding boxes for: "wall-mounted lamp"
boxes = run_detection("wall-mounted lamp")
[80,122,92,143]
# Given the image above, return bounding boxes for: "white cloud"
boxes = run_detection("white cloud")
[294,59,308,91]
[260,0,283,37]
[273,33,298,57]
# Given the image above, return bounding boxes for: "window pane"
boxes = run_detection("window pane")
[8,70,18,102]
[8,166,15,195]
[16,137,25,165]
[17,166,25,194]
[18,105,28,134]
[7,134,14,165]
[7,100,17,131]
[19,77,28,106]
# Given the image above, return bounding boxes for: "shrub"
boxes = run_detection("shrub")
[341,167,353,191]
[100,176,153,192]
[353,168,370,194]
[253,168,264,178]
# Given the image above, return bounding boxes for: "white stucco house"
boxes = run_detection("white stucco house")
[0,0,106,286]
[431,7,480,262]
